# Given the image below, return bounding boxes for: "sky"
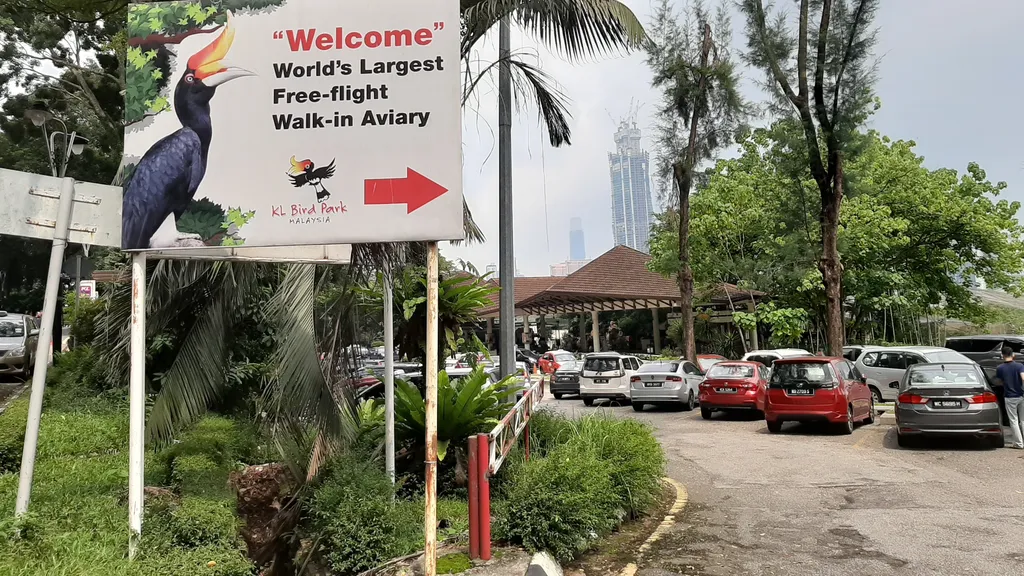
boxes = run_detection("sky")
[445,0,1024,277]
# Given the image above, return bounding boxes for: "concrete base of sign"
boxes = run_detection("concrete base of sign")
[525,552,562,576]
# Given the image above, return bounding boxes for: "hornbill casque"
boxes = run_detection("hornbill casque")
[287,156,335,202]
[121,12,253,250]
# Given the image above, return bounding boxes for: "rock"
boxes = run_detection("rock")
[525,552,562,576]
[410,555,425,576]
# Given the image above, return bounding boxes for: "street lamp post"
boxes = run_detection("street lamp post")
[24,105,89,178]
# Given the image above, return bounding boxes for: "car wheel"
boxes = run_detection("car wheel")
[701,406,712,420]
[683,391,696,411]
[838,405,854,435]
[553,393,563,400]
[767,420,783,434]
[864,398,875,425]
[583,397,594,407]
[990,434,1006,449]
[632,403,645,412]
[897,433,912,449]
[870,386,883,405]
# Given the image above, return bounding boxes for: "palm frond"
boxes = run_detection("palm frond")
[461,0,648,61]
[507,57,573,146]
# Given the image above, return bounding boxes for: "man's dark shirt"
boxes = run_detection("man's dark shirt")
[996,361,1024,398]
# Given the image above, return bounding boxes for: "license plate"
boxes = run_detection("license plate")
[557,377,571,382]
[787,388,813,396]
[594,378,608,384]
[644,382,662,388]
[715,388,737,394]
[933,400,961,408]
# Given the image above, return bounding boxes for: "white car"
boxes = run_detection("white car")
[741,348,811,367]
[579,352,642,406]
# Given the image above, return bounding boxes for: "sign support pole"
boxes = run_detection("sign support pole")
[497,17,515,379]
[424,241,439,576]
[15,176,75,516]
[383,262,396,485]
[128,253,147,558]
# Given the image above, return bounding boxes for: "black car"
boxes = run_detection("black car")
[549,359,583,399]
[944,335,1024,423]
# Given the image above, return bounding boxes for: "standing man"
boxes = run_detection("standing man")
[996,345,1024,449]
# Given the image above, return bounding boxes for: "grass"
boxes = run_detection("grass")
[437,552,472,574]
[0,390,255,576]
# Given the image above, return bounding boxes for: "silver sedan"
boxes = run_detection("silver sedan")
[895,362,1003,448]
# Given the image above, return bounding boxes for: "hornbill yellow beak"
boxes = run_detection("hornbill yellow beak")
[188,11,254,87]
[288,156,304,175]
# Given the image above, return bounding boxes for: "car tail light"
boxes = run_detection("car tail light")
[739,381,756,390]
[666,375,682,382]
[898,393,927,404]
[966,392,999,404]
[699,382,711,390]
[630,376,641,383]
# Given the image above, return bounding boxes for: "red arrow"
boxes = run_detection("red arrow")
[364,168,448,214]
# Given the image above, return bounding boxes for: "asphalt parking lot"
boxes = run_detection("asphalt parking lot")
[544,397,1024,576]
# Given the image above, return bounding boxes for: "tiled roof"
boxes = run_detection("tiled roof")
[478,276,561,317]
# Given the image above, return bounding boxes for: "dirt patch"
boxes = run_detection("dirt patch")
[230,463,298,562]
[567,482,676,575]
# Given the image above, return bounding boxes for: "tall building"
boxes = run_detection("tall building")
[608,120,654,252]
[549,260,590,277]
[569,217,586,260]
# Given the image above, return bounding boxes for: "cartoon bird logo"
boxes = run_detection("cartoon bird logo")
[287,156,336,202]
[121,12,254,250]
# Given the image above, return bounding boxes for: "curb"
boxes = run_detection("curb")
[619,477,688,576]
[525,551,562,576]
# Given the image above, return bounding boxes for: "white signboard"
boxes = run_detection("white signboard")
[122,0,462,251]
[79,280,98,300]
[0,169,121,248]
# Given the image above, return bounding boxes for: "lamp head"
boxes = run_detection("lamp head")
[23,106,53,127]
[70,134,88,156]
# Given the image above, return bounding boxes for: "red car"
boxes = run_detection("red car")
[764,357,874,434]
[538,350,575,375]
[698,361,769,419]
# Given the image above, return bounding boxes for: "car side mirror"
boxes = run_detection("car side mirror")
[889,382,899,389]
[29,329,39,337]
[859,375,867,384]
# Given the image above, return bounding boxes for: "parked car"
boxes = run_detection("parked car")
[516,348,539,373]
[841,345,885,363]
[741,348,811,368]
[538,350,575,375]
[855,346,973,403]
[698,361,770,419]
[895,362,1003,449]
[944,335,1024,420]
[696,354,727,373]
[0,312,38,378]
[629,359,704,412]
[764,357,874,434]
[579,352,642,406]
[550,358,584,399]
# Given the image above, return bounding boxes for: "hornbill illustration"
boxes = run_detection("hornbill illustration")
[287,156,336,202]
[121,12,253,250]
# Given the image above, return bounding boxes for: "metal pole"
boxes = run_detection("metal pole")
[383,263,396,484]
[41,123,57,178]
[15,177,75,516]
[128,252,147,558]
[73,254,82,349]
[423,241,439,576]
[498,17,515,379]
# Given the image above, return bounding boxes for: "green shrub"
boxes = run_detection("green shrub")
[36,411,127,460]
[498,443,619,562]
[566,417,664,519]
[526,409,573,456]
[166,497,240,548]
[307,456,419,574]
[171,454,231,498]
[437,552,472,574]
[0,399,28,473]
[63,292,105,348]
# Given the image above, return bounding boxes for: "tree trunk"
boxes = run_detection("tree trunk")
[674,162,696,363]
[819,153,844,356]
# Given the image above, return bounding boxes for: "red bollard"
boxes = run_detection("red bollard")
[468,436,480,559]
[477,433,492,561]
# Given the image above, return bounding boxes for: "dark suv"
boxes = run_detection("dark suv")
[944,335,1024,423]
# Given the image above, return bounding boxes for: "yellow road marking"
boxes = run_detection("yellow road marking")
[620,477,688,576]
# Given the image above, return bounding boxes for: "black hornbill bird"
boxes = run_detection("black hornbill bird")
[121,13,252,250]
[287,156,336,202]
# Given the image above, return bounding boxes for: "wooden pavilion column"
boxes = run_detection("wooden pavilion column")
[591,310,600,353]
[652,308,661,354]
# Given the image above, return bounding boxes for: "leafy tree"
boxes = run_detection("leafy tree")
[645,0,745,361]
[739,0,880,354]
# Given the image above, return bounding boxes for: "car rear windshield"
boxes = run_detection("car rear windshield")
[707,364,754,378]
[923,350,972,363]
[944,339,1001,353]
[555,353,575,362]
[0,320,23,338]
[583,357,620,372]
[638,362,679,373]
[746,354,778,366]
[770,362,834,386]
[907,365,984,387]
